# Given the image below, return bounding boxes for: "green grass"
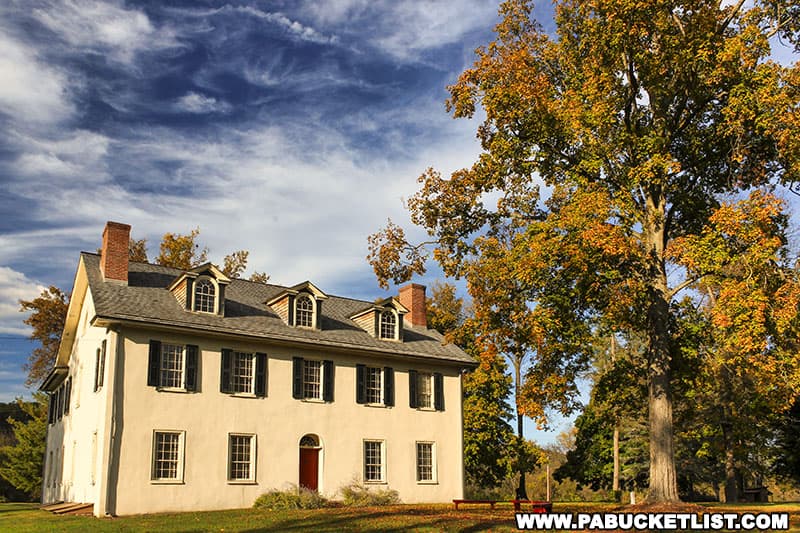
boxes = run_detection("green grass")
[1,501,798,532]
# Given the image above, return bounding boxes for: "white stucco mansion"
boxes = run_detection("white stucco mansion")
[40,221,474,516]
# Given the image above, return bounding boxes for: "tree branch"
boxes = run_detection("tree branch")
[668,274,707,300]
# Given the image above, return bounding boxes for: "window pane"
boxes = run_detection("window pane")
[303,360,321,399]
[154,432,181,480]
[232,352,254,394]
[379,311,396,339]
[296,295,314,328]
[194,279,215,313]
[366,367,382,404]
[160,344,184,388]
[417,372,432,408]
[364,441,383,481]
[229,435,253,480]
[417,442,433,481]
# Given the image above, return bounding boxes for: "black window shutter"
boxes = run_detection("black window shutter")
[56,387,63,420]
[185,345,199,391]
[220,349,233,393]
[255,352,267,397]
[292,357,303,399]
[323,360,334,402]
[288,295,295,326]
[355,364,366,404]
[408,369,418,408]
[315,300,323,330]
[48,394,54,424]
[98,339,107,389]
[94,348,100,392]
[384,367,394,407]
[148,340,161,387]
[434,372,444,411]
[64,378,71,414]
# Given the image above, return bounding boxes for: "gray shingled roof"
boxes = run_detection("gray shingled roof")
[83,253,475,365]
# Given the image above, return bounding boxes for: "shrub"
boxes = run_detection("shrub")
[339,479,401,506]
[253,484,332,510]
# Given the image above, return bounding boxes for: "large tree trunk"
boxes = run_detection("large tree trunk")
[644,194,680,503]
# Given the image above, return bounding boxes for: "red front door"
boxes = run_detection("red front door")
[299,448,319,491]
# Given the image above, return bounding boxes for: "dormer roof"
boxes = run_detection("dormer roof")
[265,280,328,307]
[167,262,231,291]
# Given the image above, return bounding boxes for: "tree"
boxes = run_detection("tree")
[248,271,271,284]
[156,227,209,270]
[19,287,68,388]
[425,283,516,489]
[368,0,799,501]
[222,250,249,279]
[128,238,148,262]
[0,394,48,499]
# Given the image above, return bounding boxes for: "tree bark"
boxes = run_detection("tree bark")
[611,336,620,498]
[644,193,680,503]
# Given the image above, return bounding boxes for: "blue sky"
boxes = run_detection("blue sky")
[0,0,578,442]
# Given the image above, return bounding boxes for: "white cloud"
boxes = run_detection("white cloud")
[175,92,231,114]
[0,267,46,336]
[32,0,178,64]
[229,6,337,45]
[0,33,73,124]
[300,0,499,61]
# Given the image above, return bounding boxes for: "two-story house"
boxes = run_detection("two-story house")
[39,222,474,516]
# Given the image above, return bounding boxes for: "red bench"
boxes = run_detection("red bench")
[452,499,552,512]
[512,500,552,512]
[452,499,497,510]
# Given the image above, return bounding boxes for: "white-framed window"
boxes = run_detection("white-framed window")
[151,430,185,482]
[365,367,382,404]
[416,442,436,482]
[379,310,397,340]
[295,294,315,328]
[228,434,256,482]
[417,372,433,409]
[231,351,255,394]
[194,277,216,313]
[303,359,322,399]
[363,440,385,482]
[159,343,185,388]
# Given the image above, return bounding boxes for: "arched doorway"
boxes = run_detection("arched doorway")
[299,434,321,491]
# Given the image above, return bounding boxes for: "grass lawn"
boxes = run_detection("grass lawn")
[1,501,798,532]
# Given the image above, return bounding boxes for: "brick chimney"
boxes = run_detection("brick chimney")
[399,283,427,328]
[100,221,131,283]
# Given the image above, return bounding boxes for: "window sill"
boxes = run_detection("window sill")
[227,480,257,485]
[229,392,258,399]
[364,480,387,485]
[301,397,326,403]
[151,479,185,485]
[365,403,388,408]
[417,481,438,485]
[156,387,190,394]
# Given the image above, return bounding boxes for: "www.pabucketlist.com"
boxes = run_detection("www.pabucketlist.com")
[515,512,790,530]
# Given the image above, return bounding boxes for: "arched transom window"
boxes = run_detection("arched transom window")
[194,278,216,313]
[295,294,315,328]
[379,310,396,340]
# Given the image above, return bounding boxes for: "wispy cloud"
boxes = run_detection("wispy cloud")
[0,267,46,336]
[174,92,231,114]
[32,0,179,64]
[0,33,73,124]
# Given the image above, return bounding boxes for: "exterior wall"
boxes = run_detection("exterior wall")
[171,278,187,307]
[109,328,464,515]
[272,296,289,323]
[352,312,375,336]
[43,290,110,514]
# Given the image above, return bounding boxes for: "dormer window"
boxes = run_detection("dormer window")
[379,310,397,340]
[295,294,315,328]
[194,277,216,313]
